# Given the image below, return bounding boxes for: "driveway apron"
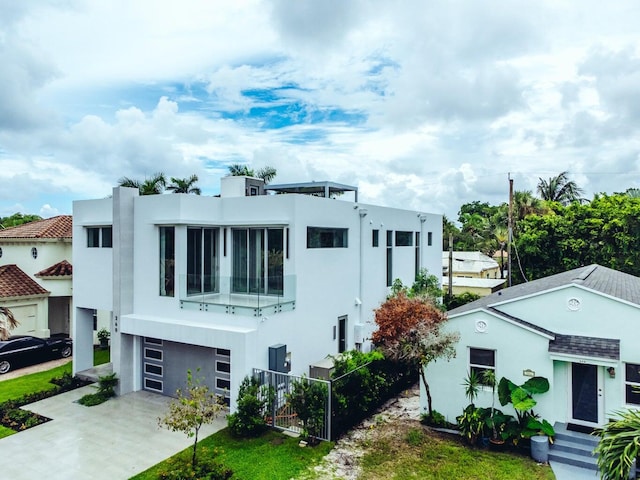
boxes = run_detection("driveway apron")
[0,385,226,480]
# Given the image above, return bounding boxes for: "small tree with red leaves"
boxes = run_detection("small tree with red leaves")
[372,292,459,416]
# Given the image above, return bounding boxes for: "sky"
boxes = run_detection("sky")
[1,1,640,222]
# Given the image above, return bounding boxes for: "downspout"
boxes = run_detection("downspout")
[358,208,368,329]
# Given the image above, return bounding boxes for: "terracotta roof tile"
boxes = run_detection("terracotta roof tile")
[0,215,72,239]
[0,265,49,298]
[35,260,73,277]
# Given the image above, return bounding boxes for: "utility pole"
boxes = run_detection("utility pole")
[508,174,514,287]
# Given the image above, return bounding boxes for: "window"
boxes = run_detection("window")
[31,247,38,259]
[232,228,283,295]
[144,348,162,361]
[159,227,175,297]
[625,363,640,405]
[87,228,100,247]
[427,232,433,246]
[415,232,420,278]
[217,379,231,390]
[395,231,413,246]
[0,247,3,258]
[386,230,393,287]
[87,227,112,248]
[187,227,219,296]
[372,229,379,247]
[144,337,163,346]
[216,348,231,357]
[144,363,163,376]
[307,227,348,248]
[144,378,163,392]
[216,361,231,373]
[469,347,495,384]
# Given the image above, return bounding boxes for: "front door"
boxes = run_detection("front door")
[571,363,602,425]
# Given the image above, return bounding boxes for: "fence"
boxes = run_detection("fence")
[253,368,332,441]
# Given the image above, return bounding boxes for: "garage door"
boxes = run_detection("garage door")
[141,337,231,404]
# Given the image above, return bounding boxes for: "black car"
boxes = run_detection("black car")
[0,335,72,374]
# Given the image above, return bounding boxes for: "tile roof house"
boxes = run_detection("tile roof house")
[0,216,73,337]
[72,177,442,409]
[425,264,640,431]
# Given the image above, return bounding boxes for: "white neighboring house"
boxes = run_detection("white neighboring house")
[0,216,73,337]
[424,264,640,429]
[72,177,442,409]
[442,251,505,297]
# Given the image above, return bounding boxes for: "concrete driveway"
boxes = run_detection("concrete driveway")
[0,385,227,480]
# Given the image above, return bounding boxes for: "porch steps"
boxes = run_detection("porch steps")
[549,423,598,472]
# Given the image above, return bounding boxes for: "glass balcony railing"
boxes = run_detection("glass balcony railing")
[179,274,296,317]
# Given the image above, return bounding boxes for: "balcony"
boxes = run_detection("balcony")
[179,275,296,317]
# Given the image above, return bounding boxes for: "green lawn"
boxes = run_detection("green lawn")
[360,426,556,480]
[0,425,15,439]
[131,429,333,480]
[0,347,110,404]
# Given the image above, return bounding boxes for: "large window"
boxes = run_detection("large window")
[159,227,175,297]
[187,227,219,295]
[395,231,413,246]
[625,363,640,405]
[386,230,393,287]
[307,227,348,248]
[469,347,495,384]
[87,227,112,248]
[232,228,283,295]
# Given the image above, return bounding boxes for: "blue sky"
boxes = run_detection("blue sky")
[1,1,640,221]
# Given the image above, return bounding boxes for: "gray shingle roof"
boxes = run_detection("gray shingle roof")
[549,334,620,360]
[449,264,640,316]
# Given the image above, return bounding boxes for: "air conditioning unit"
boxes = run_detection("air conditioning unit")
[353,323,365,343]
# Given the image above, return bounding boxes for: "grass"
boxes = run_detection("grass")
[0,425,16,439]
[359,423,556,480]
[131,429,333,480]
[0,347,110,404]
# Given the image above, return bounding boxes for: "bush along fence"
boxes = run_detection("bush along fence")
[251,350,417,442]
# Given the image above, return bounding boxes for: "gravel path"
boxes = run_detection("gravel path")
[306,384,421,480]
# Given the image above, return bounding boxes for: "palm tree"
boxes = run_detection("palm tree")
[167,175,201,195]
[537,171,585,205]
[118,172,167,195]
[227,165,277,184]
[594,409,640,480]
[0,306,18,341]
[493,226,509,279]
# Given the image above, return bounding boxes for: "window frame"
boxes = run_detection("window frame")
[469,347,496,385]
[625,363,640,406]
[306,226,348,248]
[395,231,413,247]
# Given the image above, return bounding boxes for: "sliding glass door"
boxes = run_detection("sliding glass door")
[187,227,219,295]
[232,228,283,295]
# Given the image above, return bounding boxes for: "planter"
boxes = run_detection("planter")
[489,438,506,451]
[530,435,549,463]
[99,339,109,349]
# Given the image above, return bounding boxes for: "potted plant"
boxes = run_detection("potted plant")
[97,328,110,348]
[482,370,506,448]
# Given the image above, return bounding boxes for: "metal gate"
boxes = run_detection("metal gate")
[253,368,331,441]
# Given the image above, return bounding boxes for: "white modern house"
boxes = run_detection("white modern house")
[72,177,442,408]
[0,216,73,337]
[424,264,640,429]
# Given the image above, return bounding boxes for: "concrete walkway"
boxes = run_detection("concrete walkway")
[550,461,599,480]
[0,385,227,480]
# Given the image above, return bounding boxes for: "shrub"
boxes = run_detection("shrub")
[228,376,274,438]
[157,448,233,480]
[405,427,425,446]
[78,373,118,407]
[420,410,451,428]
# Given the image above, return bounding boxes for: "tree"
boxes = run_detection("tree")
[158,370,224,467]
[167,175,201,195]
[536,171,585,205]
[227,165,277,184]
[594,409,640,480]
[372,292,459,416]
[0,213,42,229]
[118,172,167,195]
[0,306,18,341]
